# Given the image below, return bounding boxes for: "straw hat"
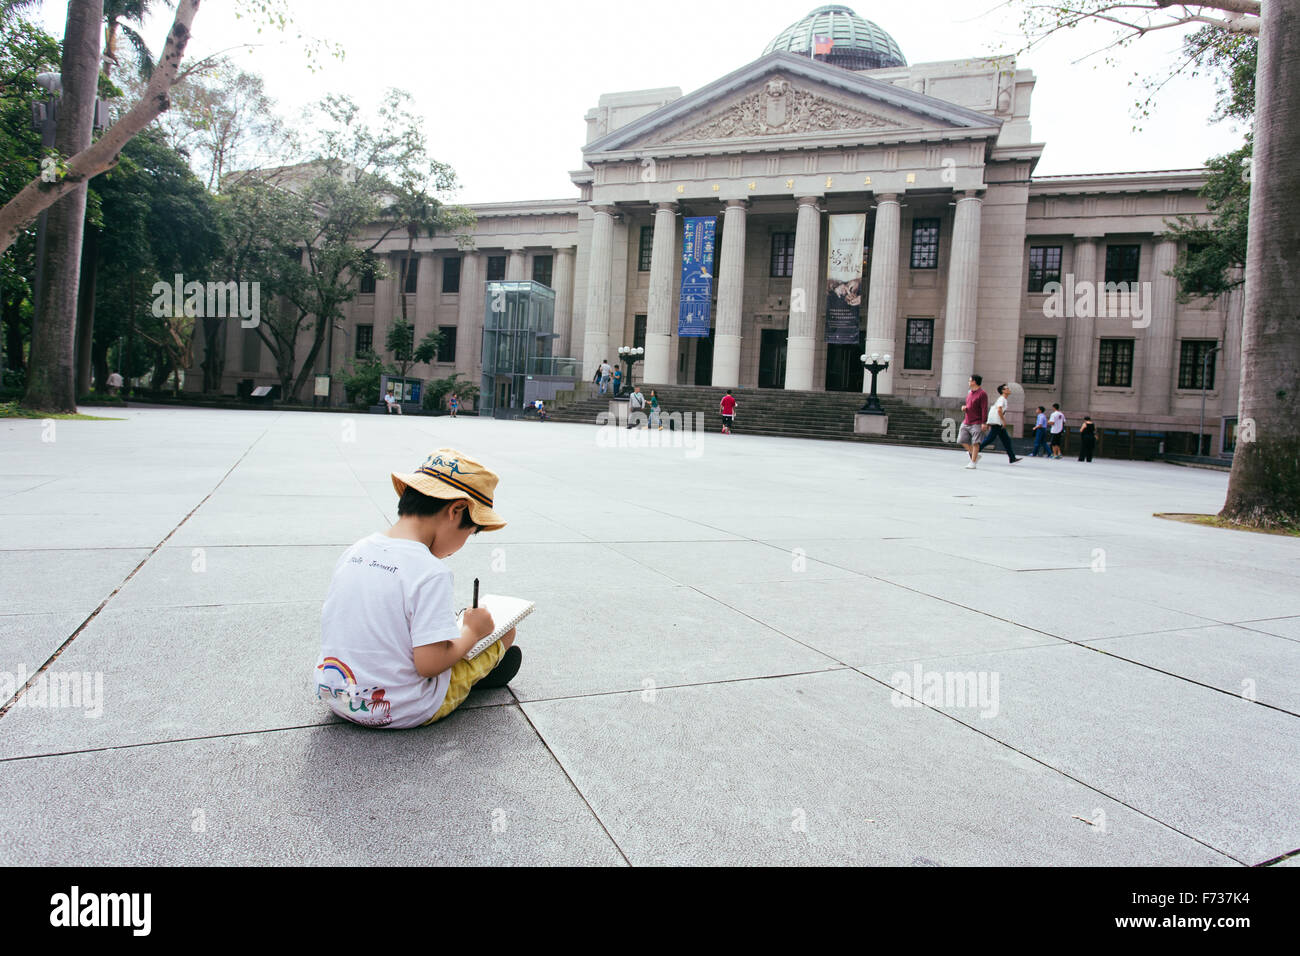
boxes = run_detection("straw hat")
[391,449,506,531]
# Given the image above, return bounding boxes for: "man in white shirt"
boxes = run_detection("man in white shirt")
[981,383,1022,464]
[627,385,646,428]
[384,388,402,415]
[1048,403,1066,459]
[106,370,124,396]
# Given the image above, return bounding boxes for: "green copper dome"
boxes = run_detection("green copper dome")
[763,5,907,71]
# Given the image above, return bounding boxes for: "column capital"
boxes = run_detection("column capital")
[654,201,678,213]
[955,189,984,203]
[872,192,901,204]
[590,203,618,216]
[724,198,749,209]
[552,242,576,254]
[796,195,821,208]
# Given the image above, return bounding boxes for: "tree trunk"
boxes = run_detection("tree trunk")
[75,224,98,394]
[201,316,225,392]
[92,331,109,394]
[1220,0,1300,529]
[22,0,103,413]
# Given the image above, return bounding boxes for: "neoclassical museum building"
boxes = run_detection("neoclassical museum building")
[197,4,1243,445]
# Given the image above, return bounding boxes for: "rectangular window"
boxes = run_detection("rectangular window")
[910,218,940,269]
[442,257,461,294]
[1021,336,1057,384]
[904,318,934,370]
[355,324,373,357]
[639,226,654,272]
[486,255,506,281]
[1178,339,1218,390]
[395,256,418,294]
[1104,244,1140,285]
[532,254,553,288]
[1097,338,1134,387]
[1027,246,1062,293]
[437,326,457,364]
[634,314,647,351]
[770,233,795,277]
[359,262,376,294]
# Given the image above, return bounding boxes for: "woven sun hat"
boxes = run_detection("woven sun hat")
[391,448,506,531]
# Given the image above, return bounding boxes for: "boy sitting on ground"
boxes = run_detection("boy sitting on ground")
[314,448,521,728]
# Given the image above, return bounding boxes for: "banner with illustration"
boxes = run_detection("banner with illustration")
[825,213,866,344]
[677,216,716,338]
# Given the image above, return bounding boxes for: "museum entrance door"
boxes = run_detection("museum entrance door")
[825,331,866,392]
[758,328,787,388]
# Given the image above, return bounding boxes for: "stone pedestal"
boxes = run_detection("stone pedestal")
[854,413,888,436]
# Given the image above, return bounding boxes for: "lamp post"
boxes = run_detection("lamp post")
[618,345,644,392]
[858,352,891,414]
[1198,343,1221,457]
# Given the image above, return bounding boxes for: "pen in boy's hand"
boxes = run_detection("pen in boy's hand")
[472,577,479,608]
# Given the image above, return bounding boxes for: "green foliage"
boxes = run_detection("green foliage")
[423,371,478,412]
[341,349,389,406]
[412,328,441,366]
[386,316,414,374]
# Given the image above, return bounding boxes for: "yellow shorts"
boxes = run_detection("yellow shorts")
[422,640,506,725]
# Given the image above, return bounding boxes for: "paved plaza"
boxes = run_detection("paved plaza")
[1,407,1297,866]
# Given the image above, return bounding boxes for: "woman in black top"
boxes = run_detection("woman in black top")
[1078,416,1097,462]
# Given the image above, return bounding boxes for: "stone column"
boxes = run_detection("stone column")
[643,202,677,384]
[506,246,527,281]
[374,253,395,334]
[455,251,481,377]
[1220,270,1245,422]
[864,193,901,394]
[581,204,616,378]
[1062,238,1098,414]
[938,191,984,398]
[786,195,821,391]
[415,250,435,331]
[1140,239,1179,417]
[712,199,747,388]
[552,245,576,357]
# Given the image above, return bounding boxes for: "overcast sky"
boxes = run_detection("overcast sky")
[39,0,1247,203]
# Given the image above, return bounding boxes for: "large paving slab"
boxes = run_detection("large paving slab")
[0,708,624,866]
[860,644,1300,864]
[521,669,1231,866]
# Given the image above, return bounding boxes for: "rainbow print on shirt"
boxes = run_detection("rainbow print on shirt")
[316,656,392,727]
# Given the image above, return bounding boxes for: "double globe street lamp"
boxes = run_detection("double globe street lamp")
[858,352,892,414]
[618,345,644,392]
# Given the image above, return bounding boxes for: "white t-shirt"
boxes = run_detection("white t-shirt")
[315,533,461,729]
[600,362,611,378]
[1049,410,1066,434]
[987,395,1008,426]
[384,392,397,405]
[107,372,124,388]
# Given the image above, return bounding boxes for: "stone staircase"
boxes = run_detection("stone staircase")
[546,383,954,447]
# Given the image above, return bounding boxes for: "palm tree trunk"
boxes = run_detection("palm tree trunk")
[1220,0,1300,528]
[22,0,103,413]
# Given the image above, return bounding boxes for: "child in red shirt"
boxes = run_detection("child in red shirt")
[720,391,737,434]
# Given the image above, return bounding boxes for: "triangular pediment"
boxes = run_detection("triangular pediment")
[587,52,999,155]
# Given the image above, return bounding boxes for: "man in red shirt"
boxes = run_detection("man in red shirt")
[720,391,737,434]
[958,374,988,469]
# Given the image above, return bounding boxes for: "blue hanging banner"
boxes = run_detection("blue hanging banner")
[677,216,716,338]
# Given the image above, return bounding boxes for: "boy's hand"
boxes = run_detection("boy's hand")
[463,607,495,639]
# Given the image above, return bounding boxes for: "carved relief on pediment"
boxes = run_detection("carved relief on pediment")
[665,77,905,142]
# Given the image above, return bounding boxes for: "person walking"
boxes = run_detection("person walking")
[958,374,989,469]
[599,359,612,396]
[448,393,459,418]
[627,384,646,428]
[612,366,623,397]
[720,390,737,434]
[647,389,661,430]
[982,383,1022,464]
[1078,416,1098,462]
[1048,403,1066,458]
[106,370,124,397]
[1031,405,1049,457]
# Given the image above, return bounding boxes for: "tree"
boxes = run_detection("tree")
[1005,1,1296,530]
[22,0,103,413]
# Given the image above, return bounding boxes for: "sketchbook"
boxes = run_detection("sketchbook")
[459,594,535,660]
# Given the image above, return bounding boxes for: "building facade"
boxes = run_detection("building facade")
[196,4,1241,446]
